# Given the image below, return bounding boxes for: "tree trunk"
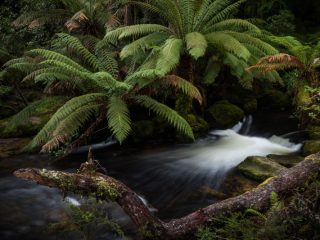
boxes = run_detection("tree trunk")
[14,153,320,239]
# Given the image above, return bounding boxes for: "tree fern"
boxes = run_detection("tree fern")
[111,0,278,86]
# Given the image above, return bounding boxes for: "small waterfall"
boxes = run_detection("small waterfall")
[125,117,302,216]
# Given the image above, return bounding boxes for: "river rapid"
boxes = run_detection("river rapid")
[0,114,304,239]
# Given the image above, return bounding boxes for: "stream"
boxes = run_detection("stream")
[0,113,305,240]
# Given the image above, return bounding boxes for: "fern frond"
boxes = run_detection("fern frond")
[55,33,100,71]
[28,49,89,73]
[95,47,119,77]
[120,32,168,60]
[156,38,183,75]
[206,32,251,60]
[247,53,304,72]
[107,96,131,144]
[91,72,130,91]
[41,103,102,152]
[185,32,208,60]
[162,75,203,104]
[204,0,246,27]
[124,69,161,88]
[205,19,261,33]
[4,97,67,135]
[104,24,171,44]
[225,31,278,55]
[134,95,194,140]
[27,93,106,149]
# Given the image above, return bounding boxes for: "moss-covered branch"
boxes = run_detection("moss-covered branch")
[14,153,320,239]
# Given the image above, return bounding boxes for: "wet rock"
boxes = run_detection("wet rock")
[185,114,209,136]
[267,154,304,167]
[237,156,287,181]
[206,100,244,128]
[303,140,320,156]
[220,171,259,197]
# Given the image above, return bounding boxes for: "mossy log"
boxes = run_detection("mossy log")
[14,153,320,239]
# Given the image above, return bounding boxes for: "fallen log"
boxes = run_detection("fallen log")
[14,152,320,239]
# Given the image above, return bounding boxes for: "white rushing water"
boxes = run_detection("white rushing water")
[166,116,302,175]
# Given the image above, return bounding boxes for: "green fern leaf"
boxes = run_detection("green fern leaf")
[185,32,208,60]
[107,96,132,144]
[134,95,194,140]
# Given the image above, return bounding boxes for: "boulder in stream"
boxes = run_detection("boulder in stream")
[303,140,320,156]
[237,156,287,181]
[267,154,304,168]
[206,100,244,128]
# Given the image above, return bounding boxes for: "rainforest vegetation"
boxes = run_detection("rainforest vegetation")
[1,0,320,240]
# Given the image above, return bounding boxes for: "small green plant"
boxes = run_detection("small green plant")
[196,179,320,240]
[49,199,126,240]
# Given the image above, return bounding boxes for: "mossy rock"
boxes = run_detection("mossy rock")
[295,85,312,107]
[259,90,291,110]
[0,97,67,138]
[225,90,258,113]
[185,114,209,136]
[303,140,320,156]
[267,154,304,167]
[220,171,259,197]
[206,100,244,128]
[307,125,320,140]
[237,156,287,181]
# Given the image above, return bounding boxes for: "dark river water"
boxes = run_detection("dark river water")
[0,113,305,240]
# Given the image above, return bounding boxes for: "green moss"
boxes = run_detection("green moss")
[185,114,209,135]
[96,181,120,201]
[237,156,286,181]
[295,85,312,107]
[206,100,244,128]
[267,154,304,167]
[175,94,193,115]
[303,140,320,156]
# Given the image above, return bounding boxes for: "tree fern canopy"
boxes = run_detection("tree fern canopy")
[106,0,278,82]
[6,32,199,151]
